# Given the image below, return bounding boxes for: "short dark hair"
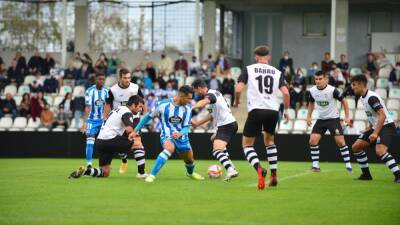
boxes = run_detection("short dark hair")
[192,79,207,89]
[314,70,325,76]
[350,74,368,85]
[96,72,105,77]
[119,68,130,77]
[254,46,269,56]
[178,85,193,96]
[127,95,144,106]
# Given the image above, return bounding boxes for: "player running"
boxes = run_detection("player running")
[131,85,205,183]
[350,75,400,183]
[80,73,108,168]
[104,68,148,178]
[69,95,145,178]
[191,79,239,181]
[307,70,353,172]
[234,46,290,190]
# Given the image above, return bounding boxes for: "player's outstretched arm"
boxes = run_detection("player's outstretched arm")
[81,105,91,133]
[307,102,315,127]
[134,113,152,132]
[370,108,386,142]
[192,98,211,110]
[341,98,350,125]
[280,85,290,121]
[234,82,246,107]
[192,113,212,127]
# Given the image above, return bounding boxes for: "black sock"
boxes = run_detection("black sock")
[84,168,104,177]
[119,153,128,164]
[243,146,260,170]
[133,148,146,174]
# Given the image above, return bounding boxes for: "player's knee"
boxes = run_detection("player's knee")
[184,158,194,164]
[351,143,361,152]
[375,145,387,157]
[102,167,111,177]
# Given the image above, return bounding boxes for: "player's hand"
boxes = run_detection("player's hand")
[306,118,312,127]
[128,131,139,141]
[369,132,378,142]
[344,117,351,126]
[283,111,289,123]
[233,99,240,108]
[191,121,198,128]
[80,123,86,133]
[172,132,181,139]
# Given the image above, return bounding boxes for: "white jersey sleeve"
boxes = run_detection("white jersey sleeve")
[205,89,236,127]
[361,90,394,129]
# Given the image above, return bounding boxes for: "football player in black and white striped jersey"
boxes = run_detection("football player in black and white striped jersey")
[350,75,400,183]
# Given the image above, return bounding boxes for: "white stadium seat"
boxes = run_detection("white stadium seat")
[311,110,319,120]
[293,120,307,132]
[279,120,293,131]
[230,67,241,81]
[43,96,53,106]
[296,108,308,120]
[17,85,30,96]
[346,98,356,109]
[73,86,86,97]
[23,75,36,85]
[24,118,41,131]
[53,96,64,107]
[37,127,50,132]
[376,78,388,89]
[9,117,27,131]
[14,96,22,107]
[59,85,72,96]
[185,76,195,86]
[68,119,84,131]
[0,117,13,130]
[355,110,368,120]
[389,89,400,99]
[378,67,391,78]
[386,99,400,110]
[350,68,362,76]
[287,108,296,119]
[353,120,366,132]
[4,85,17,96]
[388,111,398,121]
[105,76,117,88]
[52,127,65,132]
[375,88,387,99]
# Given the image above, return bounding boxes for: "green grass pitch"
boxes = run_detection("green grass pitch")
[0,159,399,225]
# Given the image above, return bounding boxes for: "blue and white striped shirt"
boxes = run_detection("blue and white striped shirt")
[85,85,109,121]
[149,98,192,140]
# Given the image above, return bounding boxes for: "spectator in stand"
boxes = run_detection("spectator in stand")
[43,73,58,94]
[189,56,201,76]
[40,104,54,129]
[343,120,360,135]
[71,52,83,70]
[364,71,375,91]
[0,93,17,118]
[158,53,173,76]
[59,92,73,118]
[30,91,46,121]
[306,62,318,84]
[331,67,345,88]
[7,59,24,86]
[50,60,65,89]
[337,54,349,76]
[152,81,165,99]
[43,53,55,75]
[290,68,306,109]
[205,53,215,77]
[94,53,108,75]
[363,53,379,79]
[214,51,230,75]
[174,53,188,76]
[64,63,78,80]
[278,51,294,75]
[142,70,153,90]
[207,73,221,91]
[136,53,151,71]
[107,52,120,75]
[14,51,27,75]
[72,90,85,128]
[52,105,68,130]
[28,52,44,75]
[19,93,31,117]
[388,62,400,88]
[85,74,96,89]
[76,62,91,86]
[0,58,9,92]
[168,74,179,90]
[164,81,177,98]
[221,73,235,106]
[0,57,4,69]
[29,79,44,93]
[81,53,93,69]
[321,52,335,73]
[145,92,158,110]
[146,62,157,83]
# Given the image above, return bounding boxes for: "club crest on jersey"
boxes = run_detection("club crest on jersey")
[365,111,372,117]
[121,101,128,106]
[95,99,105,106]
[168,115,182,124]
[316,101,329,107]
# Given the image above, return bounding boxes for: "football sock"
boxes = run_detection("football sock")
[85,137,95,165]
[84,167,104,177]
[212,150,234,171]
[223,148,230,158]
[266,144,278,174]
[354,151,370,175]
[185,163,195,175]
[151,149,171,176]
[119,153,128,164]
[339,145,352,168]
[243,146,260,170]
[380,152,400,177]
[133,148,146,174]
[310,145,320,168]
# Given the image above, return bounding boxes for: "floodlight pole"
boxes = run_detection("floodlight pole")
[194,0,200,59]
[330,0,336,60]
[61,0,67,67]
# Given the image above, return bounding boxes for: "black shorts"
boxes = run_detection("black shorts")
[215,121,238,143]
[95,135,133,167]
[311,118,343,136]
[243,109,279,137]
[358,123,395,147]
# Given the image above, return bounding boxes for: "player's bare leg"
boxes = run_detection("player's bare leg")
[309,133,322,172]
[243,136,266,190]
[179,150,204,180]
[264,132,278,187]
[212,139,238,181]
[375,144,400,183]
[352,139,372,180]
[145,140,175,182]
[334,135,352,172]
[131,136,148,178]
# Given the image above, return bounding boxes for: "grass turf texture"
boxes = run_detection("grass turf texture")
[0,159,399,225]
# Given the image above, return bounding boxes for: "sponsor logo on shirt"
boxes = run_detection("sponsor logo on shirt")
[365,111,372,117]
[95,99,105,106]
[316,101,329,107]
[168,116,182,124]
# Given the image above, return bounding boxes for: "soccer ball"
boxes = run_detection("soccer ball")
[207,165,223,179]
